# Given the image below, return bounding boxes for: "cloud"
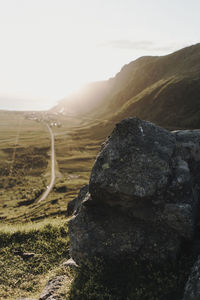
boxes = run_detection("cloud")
[151,42,189,52]
[101,40,188,53]
[104,40,154,50]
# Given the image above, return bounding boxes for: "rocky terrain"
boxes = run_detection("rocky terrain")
[68,117,200,299]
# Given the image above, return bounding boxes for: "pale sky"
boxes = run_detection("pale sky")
[0,0,199,110]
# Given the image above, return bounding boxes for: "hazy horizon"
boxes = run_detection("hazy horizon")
[0,96,58,111]
[0,0,199,110]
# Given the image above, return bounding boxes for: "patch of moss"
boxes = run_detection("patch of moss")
[68,255,193,300]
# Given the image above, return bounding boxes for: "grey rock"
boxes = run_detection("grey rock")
[175,129,200,145]
[14,250,36,260]
[69,199,180,263]
[89,117,176,207]
[39,276,65,300]
[183,256,200,300]
[162,203,194,239]
[62,257,79,270]
[67,185,88,216]
[18,298,36,300]
[69,117,200,265]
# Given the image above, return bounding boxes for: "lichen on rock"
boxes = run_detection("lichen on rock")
[68,117,200,276]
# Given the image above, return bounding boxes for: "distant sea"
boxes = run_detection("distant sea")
[0,98,58,111]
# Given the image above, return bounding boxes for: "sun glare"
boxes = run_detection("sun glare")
[0,1,199,110]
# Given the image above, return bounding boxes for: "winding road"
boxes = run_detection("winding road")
[38,124,55,203]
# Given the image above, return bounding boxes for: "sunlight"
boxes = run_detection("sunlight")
[0,0,194,110]
[0,1,199,299]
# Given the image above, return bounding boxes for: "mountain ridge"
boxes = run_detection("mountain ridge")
[52,43,200,129]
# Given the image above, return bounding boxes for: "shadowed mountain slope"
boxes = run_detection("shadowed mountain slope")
[53,43,200,130]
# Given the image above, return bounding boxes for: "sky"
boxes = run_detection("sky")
[0,0,200,110]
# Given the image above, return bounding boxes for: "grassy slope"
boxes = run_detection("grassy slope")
[0,111,95,224]
[103,43,200,129]
[0,112,103,299]
[53,44,200,140]
[0,112,71,298]
[0,218,70,300]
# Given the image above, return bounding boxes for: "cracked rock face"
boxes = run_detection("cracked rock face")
[68,117,200,265]
[90,117,176,205]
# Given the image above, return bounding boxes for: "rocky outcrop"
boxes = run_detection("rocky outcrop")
[63,258,79,270]
[68,117,200,265]
[39,276,65,300]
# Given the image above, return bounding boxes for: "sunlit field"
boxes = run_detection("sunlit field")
[0,111,105,224]
[0,110,103,298]
[0,218,70,299]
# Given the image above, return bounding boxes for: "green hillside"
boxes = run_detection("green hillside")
[53,43,200,130]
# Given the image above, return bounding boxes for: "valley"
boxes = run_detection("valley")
[0,111,103,299]
[0,43,200,299]
[0,110,103,224]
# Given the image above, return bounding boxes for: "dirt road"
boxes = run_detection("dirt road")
[38,124,55,203]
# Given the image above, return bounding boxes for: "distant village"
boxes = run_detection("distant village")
[25,111,62,128]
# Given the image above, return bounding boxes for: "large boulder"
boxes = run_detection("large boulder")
[90,117,176,206]
[68,117,200,265]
